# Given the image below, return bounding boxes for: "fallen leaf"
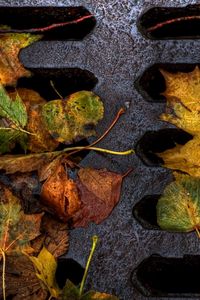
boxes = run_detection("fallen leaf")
[160,67,200,135]
[62,280,119,300]
[157,67,200,176]
[0,183,43,255]
[0,32,41,86]
[157,173,200,232]
[0,84,30,154]
[0,152,59,174]
[28,247,61,298]
[32,214,69,258]
[42,91,104,144]
[0,254,47,300]
[72,168,123,227]
[41,163,81,221]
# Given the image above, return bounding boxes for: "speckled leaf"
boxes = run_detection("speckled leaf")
[157,173,200,232]
[0,183,43,255]
[42,91,104,144]
[0,32,41,86]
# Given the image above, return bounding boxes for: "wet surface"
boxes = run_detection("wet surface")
[1,1,200,299]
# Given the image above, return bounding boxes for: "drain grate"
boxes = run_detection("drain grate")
[1,1,200,299]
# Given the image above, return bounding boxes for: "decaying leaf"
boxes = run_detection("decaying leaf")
[0,152,59,174]
[32,214,69,258]
[0,32,41,86]
[0,183,43,255]
[0,254,47,300]
[157,173,200,233]
[72,168,123,227]
[41,163,81,221]
[42,91,104,144]
[28,247,61,299]
[41,160,124,227]
[157,67,200,176]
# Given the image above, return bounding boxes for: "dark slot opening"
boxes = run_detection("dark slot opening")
[16,68,98,100]
[0,6,96,40]
[136,64,200,102]
[56,258,85,289]
[133,195,160,230]
[132,255,200,297]
[136,129,192,167]
[138,5,200,39]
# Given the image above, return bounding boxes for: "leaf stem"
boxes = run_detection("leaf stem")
[1,127,35,136]
[79,235,98,296]
[63,146,134,156]
[50,80,63,99]
[0,249,6,300]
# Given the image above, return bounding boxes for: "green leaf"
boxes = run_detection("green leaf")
[0,85,29,153]
[62,280,80,299]
[42,91,104,144]
[28,247,61,298]
[157,173,200,232]
[0,85,27,127]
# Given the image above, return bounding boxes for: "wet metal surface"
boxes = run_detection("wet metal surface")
[1,1,200,299]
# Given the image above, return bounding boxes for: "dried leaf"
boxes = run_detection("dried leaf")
[28,247,61,298]
[0,254,47,299]
[41,163,81,221]
[32,214,69,258]
[81,291,119,300]
[0,152,59,174]
[72,168,123,227]
[0,183,43,255]
[42,91,104,144]
[0,32,41,86]
[157,173,200,232]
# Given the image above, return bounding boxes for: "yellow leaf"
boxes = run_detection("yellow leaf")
[0,33,41,86]
[158,67,200,177]
[28,247,60,298]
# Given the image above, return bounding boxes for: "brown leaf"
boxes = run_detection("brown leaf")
[72,168,123,227]
[0,152,59,174]
[41,164,81,221]
[32,214,69,258]
[0,254,47,299]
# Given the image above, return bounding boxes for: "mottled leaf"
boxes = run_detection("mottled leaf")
[28,247,61,298]
[42,91,104,144]
[157,173,200,232]
[0,183,43,255]
[0,32,41,86]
